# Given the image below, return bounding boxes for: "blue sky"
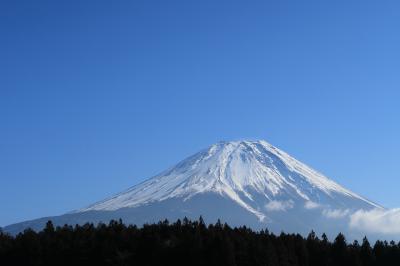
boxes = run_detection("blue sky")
[1,0,400,226]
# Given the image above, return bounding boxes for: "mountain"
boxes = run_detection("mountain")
[4,140,382,237]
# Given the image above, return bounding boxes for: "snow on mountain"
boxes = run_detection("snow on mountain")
[78,140,380,220]
[4,140,382,237]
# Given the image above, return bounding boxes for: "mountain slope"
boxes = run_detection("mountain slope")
[78,140,380,217]
[4,140,381,236]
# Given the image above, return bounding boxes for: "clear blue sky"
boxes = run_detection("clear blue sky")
[1,0,400,227]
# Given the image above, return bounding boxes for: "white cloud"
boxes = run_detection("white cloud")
[304,201,320,210]
[266,200,294,211]
[322,209,351,219]
[349,208,400,235]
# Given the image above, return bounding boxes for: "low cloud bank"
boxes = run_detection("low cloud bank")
[265,200,294,211]
[323,208,351,219]
[304,201,321,210]
[349,208,400,235]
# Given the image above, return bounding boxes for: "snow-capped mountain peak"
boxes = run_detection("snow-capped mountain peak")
[79,140,380,219]
[4,139,383,237]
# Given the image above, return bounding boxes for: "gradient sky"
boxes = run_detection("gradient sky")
[1,0,400,227]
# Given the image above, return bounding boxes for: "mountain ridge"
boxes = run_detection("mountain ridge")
[4,139,382,237]
[77,140,381,217]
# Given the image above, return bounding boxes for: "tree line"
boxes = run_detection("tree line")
[0,218,399,266]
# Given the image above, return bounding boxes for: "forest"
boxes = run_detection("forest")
[1,218,400,266]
